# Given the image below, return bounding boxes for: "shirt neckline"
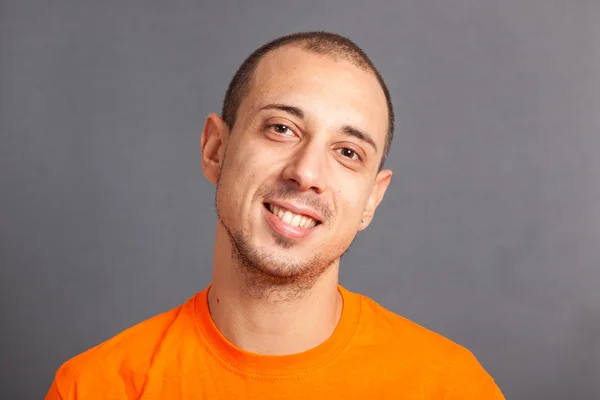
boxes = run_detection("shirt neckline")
[193,284,361,378]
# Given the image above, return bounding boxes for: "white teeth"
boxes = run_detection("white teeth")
[267,204,317,228]
[282,210,293,224]
[299,216,307,228]
[291,214,302,227]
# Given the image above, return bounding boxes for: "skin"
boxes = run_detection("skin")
[200,45,392,355]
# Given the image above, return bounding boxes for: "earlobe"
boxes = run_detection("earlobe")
[359,169,393,231]
[201,114,228,185]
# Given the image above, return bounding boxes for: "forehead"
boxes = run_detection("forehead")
[240,45,389,147]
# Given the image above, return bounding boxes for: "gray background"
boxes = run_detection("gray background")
[1,0,599,398]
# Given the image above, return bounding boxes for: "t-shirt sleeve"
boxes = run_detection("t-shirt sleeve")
[44,377,65,400]
[494,385,506,400]
[436,348,506,399]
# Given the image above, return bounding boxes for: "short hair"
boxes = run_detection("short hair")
[221,31,394,170]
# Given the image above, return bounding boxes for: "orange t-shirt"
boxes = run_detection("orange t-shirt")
[46,285,505,399]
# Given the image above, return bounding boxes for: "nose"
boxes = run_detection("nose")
[281,141,328,193]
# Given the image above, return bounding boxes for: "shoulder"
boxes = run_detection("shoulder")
[350,291,505,398]
[50,294,199,399]
[356,293,466,357]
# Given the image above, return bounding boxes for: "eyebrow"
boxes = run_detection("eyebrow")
[341,125,378,153]
[259,103,378,153]
[260,103,304,119]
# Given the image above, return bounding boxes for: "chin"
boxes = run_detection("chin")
[237,236,331,283]
[220,206,339,288]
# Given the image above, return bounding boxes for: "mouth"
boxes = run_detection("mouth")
[263,203,322,229]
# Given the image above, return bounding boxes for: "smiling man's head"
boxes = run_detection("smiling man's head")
[201,32,394,293]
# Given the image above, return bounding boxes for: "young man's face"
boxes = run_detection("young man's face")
[206,45,391,284]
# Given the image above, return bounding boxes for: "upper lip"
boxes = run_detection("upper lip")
[265,200,323,223]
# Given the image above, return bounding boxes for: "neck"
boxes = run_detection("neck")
[207,223,343,355]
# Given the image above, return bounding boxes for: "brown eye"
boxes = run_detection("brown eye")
[270,124,294,136]
[337,147,360,160]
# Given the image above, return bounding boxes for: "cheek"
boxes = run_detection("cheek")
[218,145,274,215]
[221,172,252,212]
[217,162,248,217]
[332,180,371,228]
[227,136,276,175]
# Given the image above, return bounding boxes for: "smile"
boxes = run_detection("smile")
[266,204,319,228]
[262,202,322,240]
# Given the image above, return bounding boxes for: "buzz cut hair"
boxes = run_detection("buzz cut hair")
[221,31,394,170]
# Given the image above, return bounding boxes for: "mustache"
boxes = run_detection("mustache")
[256,184,333,223]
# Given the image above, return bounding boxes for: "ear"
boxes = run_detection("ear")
[358,169,392,231]
[201,113,229,185]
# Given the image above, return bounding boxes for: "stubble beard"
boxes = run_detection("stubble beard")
[215,188,356,302]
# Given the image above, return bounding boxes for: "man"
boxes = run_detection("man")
[46,31,504,399]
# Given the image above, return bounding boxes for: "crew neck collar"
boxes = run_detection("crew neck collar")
[193,284,361,378]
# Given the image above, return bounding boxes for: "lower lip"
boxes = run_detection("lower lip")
[263,206,318,239]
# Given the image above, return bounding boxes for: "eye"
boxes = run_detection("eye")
[269,124,295,137]
[337,147,361,161]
